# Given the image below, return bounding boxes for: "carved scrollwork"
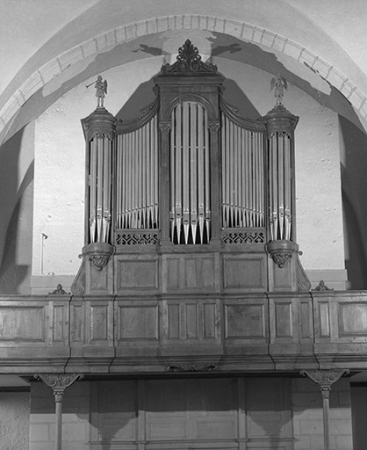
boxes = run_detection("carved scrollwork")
[161,39,217,74]
[301,369,349,397]
[34,373,83,397]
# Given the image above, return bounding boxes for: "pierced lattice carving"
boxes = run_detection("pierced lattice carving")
[222,231,265,244]
[115,232,159,246]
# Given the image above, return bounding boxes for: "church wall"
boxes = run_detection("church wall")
[28,377,353,450]
[0,391,30,450]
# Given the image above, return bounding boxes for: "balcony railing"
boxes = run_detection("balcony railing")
[0,290,366,373]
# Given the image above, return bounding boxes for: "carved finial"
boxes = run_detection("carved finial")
[49,284,69,295]
[162,39,217,74]
[313,280,333,291]
[270,73,287,106]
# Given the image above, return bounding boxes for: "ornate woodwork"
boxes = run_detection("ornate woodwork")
[71,39,310,295]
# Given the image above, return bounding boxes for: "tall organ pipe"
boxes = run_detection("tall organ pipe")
[262,105,298,243]
[82,107,116,246]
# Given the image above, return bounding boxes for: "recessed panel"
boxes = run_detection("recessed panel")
[118,305,158,340]
[225,303,265,338]
[339,303,367,335]
[0,306,45,341]
[223,255,266,290]
[117,257,158,290]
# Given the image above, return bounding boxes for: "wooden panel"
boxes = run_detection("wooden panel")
[70,302,84,343]
[145,379,236,441]
[164,299,219,342]
[91,305,109,341]
[86,300,113,345]
[203,303,216,339]
[246,378,292,440]
[223,255,266,291]
[300,300,312,339]
[95,380,137,442]
[319,301,331,337]
[275,303,292,337]
[116,256,158,291]
[163,254,218,292]
[225,302,265,339]
[90,263,110,292]
[146,379,187,440]
[339,302,367,335]
[52,304,66,342]
[0,306,45,341]
[117,304,158,340]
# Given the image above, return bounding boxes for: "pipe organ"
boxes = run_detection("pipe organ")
[170,101,211,245]
[72,39,310,296]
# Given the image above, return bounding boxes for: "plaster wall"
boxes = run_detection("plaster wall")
[32,57,345,287]
[0,391,30,450]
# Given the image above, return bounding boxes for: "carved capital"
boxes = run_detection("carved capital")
[159,121,171,133]
[301,369,349,397]
[208,121,220,132]
[35,373,83,399]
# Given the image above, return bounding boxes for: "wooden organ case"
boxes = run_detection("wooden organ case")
[71,40,310,296]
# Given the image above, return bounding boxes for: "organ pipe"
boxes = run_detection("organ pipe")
[115,115,159,230]
[170,101,210,244]
[262,104,298,243]
[221,113,265,229]
[82,107,116,246]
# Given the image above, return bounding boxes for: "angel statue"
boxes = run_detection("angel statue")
[271,73,287,106]
[94,75,108,108]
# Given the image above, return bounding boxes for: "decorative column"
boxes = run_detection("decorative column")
[82,93,116,269]
[71,76,116,295]
[262,75,311,291]
[34,373,83,450]
[262,77,299,267]
[301,369,349,450]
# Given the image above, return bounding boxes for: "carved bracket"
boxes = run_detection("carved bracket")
[34,373,83,401]
[265,239,298,268]
[83,242,114,271]
[301,369,349,398]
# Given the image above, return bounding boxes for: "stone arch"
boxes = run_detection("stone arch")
[1,14,366,136]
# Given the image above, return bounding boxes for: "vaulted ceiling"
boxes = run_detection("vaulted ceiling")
[1,0,366,144]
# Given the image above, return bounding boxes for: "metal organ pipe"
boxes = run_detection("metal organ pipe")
[170,101,210,244]
[268,132,293,241]
[221,114,265,230]
[116,115,159,231]
[88,134,113,244]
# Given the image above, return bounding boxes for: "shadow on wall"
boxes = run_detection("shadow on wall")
[339,116,367,290]
[114,74,261,124]
[0,126,33,294]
